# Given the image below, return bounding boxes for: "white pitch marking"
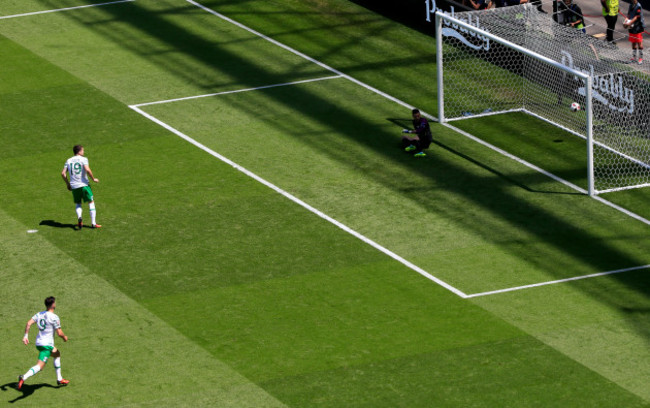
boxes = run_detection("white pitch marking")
[133,75,343,107]
[592,195,650,227]
[27,229,38,234]
[442,122,589,194]
[0,0,134,20]
[0,0,645,298]
[184,0,434,119]
[129,104,469,299]
[465,264,650,298]
[185,0,650,229]
[443,121,650,227]
[135,0,650,296]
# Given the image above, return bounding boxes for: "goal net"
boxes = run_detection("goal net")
[435,4,650,195]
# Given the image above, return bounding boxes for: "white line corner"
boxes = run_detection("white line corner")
[465,264,650,298]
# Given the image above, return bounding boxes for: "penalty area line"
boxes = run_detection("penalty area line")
[185,0,434,120]
[140,0,650,299]
[132,75,344,107]
[0,0,134,20]
[128,105,470,299]
[465,264,650,298]
[186,0,650,230]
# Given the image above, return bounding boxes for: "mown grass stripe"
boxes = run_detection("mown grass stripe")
[0,207,288,407]
[130,103,470,298]
[185,0,432,118]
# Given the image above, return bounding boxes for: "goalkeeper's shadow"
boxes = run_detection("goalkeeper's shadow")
[387,117,581,196]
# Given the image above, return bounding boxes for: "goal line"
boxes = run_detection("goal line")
[129,101,469,299]
[466,264,650,298]
[131,0,650,297]
[131,76,650,299]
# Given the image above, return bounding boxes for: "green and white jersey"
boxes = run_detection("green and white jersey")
[31,311,61,347]
[64,155,90,189]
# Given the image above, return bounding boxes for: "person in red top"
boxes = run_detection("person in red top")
[624,0,645,64]
[402,109,433,158]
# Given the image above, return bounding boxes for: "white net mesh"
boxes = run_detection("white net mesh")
[438,4,650,193]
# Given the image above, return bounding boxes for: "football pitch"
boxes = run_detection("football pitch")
[1,0,649,406]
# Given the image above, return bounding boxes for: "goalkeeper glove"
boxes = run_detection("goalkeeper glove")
[402,129,410,133]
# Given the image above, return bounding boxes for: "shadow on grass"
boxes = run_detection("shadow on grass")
[388,117,582,195]
[435,139,582,196]
[0,381,60,404]
[33,0,650,332]
[39,220,77,230]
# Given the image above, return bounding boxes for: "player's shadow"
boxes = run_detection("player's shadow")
[0,381,59,403]
[39,220,78,230]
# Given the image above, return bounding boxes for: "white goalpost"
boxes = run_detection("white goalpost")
[435,4,650,196]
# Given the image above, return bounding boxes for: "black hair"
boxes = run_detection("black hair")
[412,109,420,115]
[73,145,83,155]
[45,296,56,310]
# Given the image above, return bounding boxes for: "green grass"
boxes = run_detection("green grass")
[144,82,650,293]
[0,208,288,407]
[1,0,649,406]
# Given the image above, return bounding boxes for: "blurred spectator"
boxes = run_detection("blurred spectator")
[553,0,565,24]
[601,0,619,43]
[469,0,493,9]
[624,0,645,63]
[531,0,546,13]
[561,0,586,33]
[502,0,528,6]
[494,0,528,7]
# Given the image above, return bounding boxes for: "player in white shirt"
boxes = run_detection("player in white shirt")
[18,297,69,390]
[61,144,101,229]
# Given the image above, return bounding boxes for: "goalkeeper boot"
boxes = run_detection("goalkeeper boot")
[414,152,427,158]
[404,145,416,152]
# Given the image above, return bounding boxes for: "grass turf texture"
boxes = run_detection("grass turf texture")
[0,0,116,16]
[0,0,649,406]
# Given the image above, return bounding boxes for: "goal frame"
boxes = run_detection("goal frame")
[435,11,596,196]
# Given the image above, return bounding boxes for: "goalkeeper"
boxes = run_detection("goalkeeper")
[402,109,433,158]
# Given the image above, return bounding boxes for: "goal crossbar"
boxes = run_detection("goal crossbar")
[435,10,596,195]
